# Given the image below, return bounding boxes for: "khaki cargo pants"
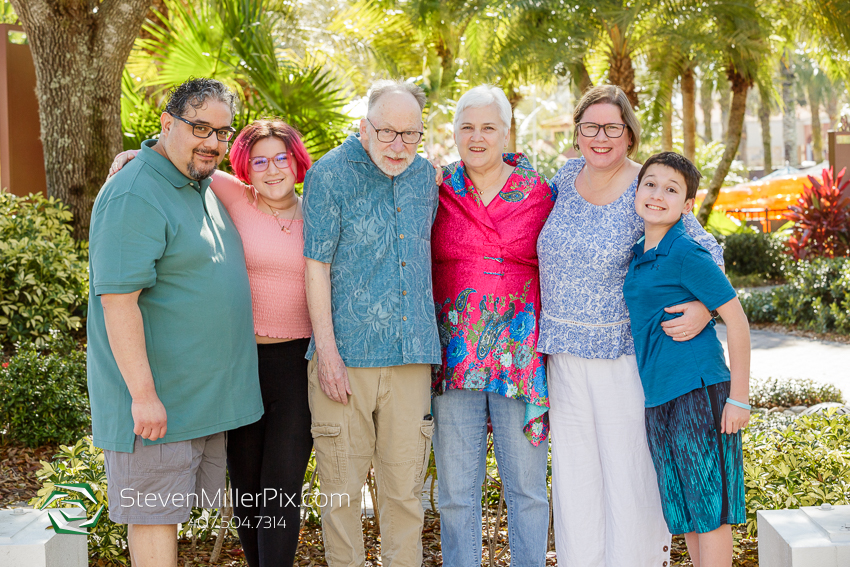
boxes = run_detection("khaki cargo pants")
[307,359,433,567]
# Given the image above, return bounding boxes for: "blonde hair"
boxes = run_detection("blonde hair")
[573,85,641,157]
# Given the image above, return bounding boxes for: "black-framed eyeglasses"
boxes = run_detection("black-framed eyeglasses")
[169,112,236,142]
[577,122,627,138]
[367,118,423,145]
[250,152,290,172]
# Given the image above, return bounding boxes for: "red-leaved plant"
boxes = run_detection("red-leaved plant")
[784,167,850,260]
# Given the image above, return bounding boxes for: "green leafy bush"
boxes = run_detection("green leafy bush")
[0,192,89,347]
[0,335,90,447]
[750,376,844,409]
[739,257,850,334]
[31,437,129,565]
[717,230,788,280]
[744,410,850,537]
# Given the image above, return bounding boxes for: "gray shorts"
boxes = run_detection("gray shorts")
[104,433,226,525]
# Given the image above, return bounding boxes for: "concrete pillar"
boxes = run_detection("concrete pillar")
[0,508,87,567]
[758,505,850,567]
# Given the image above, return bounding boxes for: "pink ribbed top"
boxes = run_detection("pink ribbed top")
[210,170,312,340]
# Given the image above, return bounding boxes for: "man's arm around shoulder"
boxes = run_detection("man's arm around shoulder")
[101,291,167,440]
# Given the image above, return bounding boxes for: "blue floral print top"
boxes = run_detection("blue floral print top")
[536,157,725,359]
[302,134,441,366]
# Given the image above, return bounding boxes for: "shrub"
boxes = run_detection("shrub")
[0,192,89,348]
[739,257,850,334]
[750,376,844,409]
[717,230,788,280]
[0,335,90,447]
[31,437,129,565]
[744,410,850,537]
[784,167,850,260]
[739,289,776,323]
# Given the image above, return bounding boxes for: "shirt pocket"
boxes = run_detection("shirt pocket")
[405,195,435,241]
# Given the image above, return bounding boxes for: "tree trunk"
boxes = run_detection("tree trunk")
[661,82,673,151]
[682,66,696,161]
[718,78,731,140]
[699,72,713,141]
[780,52,798,166]
[606,27,638,109]
[759,91,772,173]
[825,88,839,129]
[807,83,823,162]
[697,69,751,225]
[570,60,593,102]
[738,114,748,177]
[508,90,520,153]
[10,0,151,239]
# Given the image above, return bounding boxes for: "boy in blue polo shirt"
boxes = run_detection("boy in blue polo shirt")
[624,151,751,567]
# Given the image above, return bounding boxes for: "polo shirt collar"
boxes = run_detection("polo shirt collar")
[341,133,422,180]
[632,217,688,265]
[136,139,213,193]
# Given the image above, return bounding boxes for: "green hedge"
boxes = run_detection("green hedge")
[0,192,89,347]
[715,230,788,280]
[740,257,850,334]
[0,335,90,447]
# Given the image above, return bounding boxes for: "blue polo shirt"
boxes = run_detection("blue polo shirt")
[302,134,441,367]
[623,219,737,407]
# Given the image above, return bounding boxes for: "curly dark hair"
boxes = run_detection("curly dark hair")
[164,78,237,118]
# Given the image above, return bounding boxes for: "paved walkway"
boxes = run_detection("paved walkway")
[715,324,850,399]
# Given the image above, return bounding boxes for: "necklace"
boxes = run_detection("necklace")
[258,193,298,234]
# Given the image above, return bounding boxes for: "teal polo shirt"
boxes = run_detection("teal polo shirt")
[623,219,737,408]
[87,140,263,453]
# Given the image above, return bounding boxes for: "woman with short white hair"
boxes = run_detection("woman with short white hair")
[431,84,553,566]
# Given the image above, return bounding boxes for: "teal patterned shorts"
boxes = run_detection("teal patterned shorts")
[645,381,746,535]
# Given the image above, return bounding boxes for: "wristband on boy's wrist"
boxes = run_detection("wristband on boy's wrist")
[726,398,751,411]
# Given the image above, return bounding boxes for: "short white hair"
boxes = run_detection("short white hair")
[454,85,512,132]
[367,79,426,113]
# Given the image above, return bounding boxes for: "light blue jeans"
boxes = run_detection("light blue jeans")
[433,388,549,567]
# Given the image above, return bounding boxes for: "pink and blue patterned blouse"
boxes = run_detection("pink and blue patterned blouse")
[432,153,554,446]
[536,157,725,360]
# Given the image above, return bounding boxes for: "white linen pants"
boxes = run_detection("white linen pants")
[548,353,671,567]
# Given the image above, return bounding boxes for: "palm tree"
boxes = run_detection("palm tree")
[757,84,776,173]
[124,0,351,159]
[796,57,833,163]
[696,0,773,225]
[699,68,715,142]
[465,0,591,150]
[779,49,799,166]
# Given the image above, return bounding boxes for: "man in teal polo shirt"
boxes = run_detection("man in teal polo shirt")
[87,78,263,567]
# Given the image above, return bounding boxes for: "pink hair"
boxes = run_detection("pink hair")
[230,119,312,184]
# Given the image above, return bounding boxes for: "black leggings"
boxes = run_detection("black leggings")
[226,339,313,567]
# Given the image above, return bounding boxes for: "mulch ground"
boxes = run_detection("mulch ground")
[2,442,759,566]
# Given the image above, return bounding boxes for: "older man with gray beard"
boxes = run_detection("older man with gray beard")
[302,79,440,567]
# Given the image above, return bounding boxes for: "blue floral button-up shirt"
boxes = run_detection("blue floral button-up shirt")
[302,134,441,367]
